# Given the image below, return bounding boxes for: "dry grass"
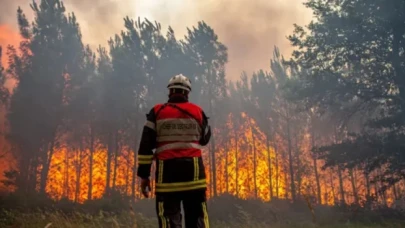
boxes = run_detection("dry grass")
[0,210,404,228]
[1,193,404,228]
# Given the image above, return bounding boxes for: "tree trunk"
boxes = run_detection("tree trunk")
[274,141,279,198]
[286,111,296,202]
[311,124,321,204]
[393,183,398,200]
[247,145,252,195]
[28,157,37,193]
[337,165,345,205]
[377,168,387,206]
[112,131,119,190]
[234,127,239,197]
[294,129,302,198]
[210,134,217,197]
[40,136,56,195]
[105,131,113,195]
[18,153,32,193]
[75,146,83,203]
[266,132,273,199]
[125,156,130,195]
[225,139,229,193]
[329,170,336,204]
[250,124,258,199]
[374,180,379,202]
[87,126,95,200]
[349,168,358,204]
[334,126,345,205]
[364,171,371,198]
[64,149,69,198]
[132,141,138,200]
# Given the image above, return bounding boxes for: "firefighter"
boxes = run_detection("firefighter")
[137,74,212,228]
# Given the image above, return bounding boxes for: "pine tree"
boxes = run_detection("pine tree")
[0,47,9,105]
[184,21,228,196]
[7,0,86,194]
[288,0,405,188]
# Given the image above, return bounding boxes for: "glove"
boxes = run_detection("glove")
[141,178,151,198]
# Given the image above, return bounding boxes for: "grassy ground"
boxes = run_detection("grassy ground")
[1,210,404,228]
[1,193,404,228]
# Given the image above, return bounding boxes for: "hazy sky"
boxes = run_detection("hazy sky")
[0,0,313,80]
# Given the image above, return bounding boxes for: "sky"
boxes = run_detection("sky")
[0,0,313,81]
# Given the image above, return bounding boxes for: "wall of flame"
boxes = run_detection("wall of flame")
[0,111,396,205]
[0,22,403,206]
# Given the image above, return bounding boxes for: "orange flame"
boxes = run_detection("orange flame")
[0,24,21,68]
[0,101,402,205]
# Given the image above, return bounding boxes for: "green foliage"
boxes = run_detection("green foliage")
[6,0,87,194]
[287,0,405,186]
[0,46,9,105]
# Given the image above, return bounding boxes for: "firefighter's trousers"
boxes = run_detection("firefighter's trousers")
[155,189,209,228]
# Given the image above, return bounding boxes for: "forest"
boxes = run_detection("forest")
[0,0,405,227]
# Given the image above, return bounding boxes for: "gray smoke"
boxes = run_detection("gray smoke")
[0,0,312,80]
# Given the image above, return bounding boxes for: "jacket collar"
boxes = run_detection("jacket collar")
[168,95,188,103]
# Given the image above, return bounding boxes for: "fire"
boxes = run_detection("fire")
[0,108,403,206]
[45,146,138,203]
[0,24,21,68]
[40,111,288,202]
[0,106,15,192]
[211,112,286,200]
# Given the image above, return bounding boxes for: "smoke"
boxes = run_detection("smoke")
[0,0,312,80]
[193,0,313,79]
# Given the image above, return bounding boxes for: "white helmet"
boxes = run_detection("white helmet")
[167,74,192,92]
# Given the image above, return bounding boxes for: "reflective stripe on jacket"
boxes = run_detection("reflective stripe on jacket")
[136,96,208,193]
[153,102,204,160]
[153,102,206,192]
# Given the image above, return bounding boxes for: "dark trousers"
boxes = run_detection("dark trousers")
[155,189,209,228]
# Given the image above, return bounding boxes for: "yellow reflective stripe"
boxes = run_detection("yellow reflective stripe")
[158,160,163,183]
[138,155,153,159]
[202,202,209,228]
[138,155,153,165]
[155,179,207,192]
[156,179,206,187]
[156,142,203,154]
[145,120,156,130]
[157,135,200,142]
[155,183,207,192]
[158,202,167,228]
[193,157,199,181]
[138,160,153,165]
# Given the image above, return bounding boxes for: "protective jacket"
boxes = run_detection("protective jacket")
[137,95,211,193]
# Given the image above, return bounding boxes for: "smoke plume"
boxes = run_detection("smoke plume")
[0,0,312,80]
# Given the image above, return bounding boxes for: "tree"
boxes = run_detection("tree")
[0,46,10,161]
[6,0,85,194]
[64,44,98,201]
[250,69,278,199]
[287,0,405,189]
[184,21,228,196]
[0,46,9,105]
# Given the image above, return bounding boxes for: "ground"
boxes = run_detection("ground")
[1,193,404,228]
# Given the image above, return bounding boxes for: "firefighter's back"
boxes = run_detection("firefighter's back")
[153,100,207,194]
[137,74,211,228]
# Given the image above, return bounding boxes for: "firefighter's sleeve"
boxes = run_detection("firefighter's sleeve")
[199,110,211,146]
[137,108,157,179]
